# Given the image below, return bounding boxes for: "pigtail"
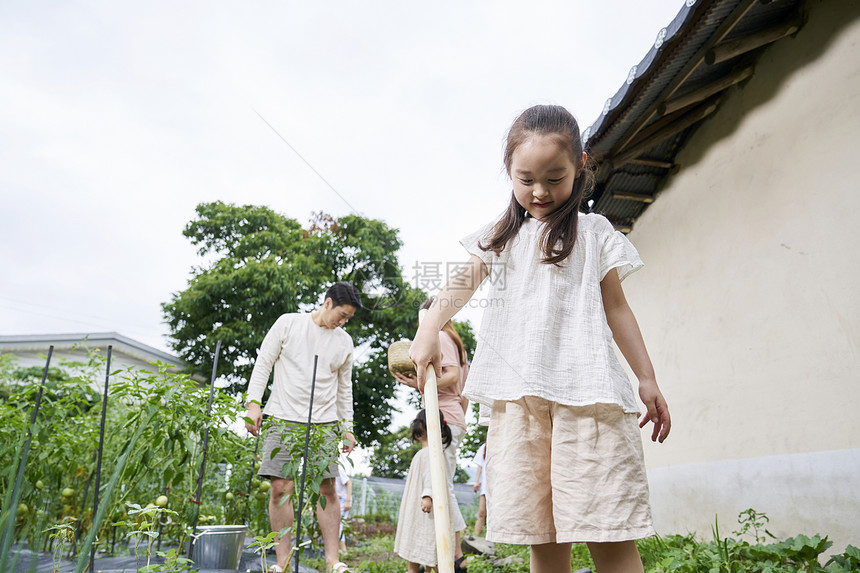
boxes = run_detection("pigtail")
[411,409,453,449]
[440,415,453,449]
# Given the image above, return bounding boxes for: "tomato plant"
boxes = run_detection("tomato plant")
[0,348,269,571]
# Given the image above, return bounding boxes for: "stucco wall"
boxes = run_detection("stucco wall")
[622,0,860,552]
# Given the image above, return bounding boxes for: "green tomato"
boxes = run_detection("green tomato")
[251,479,261,488]
[259,481,271,492]
[255,491,267,501]
[61,488,74,498]
[17,503,28,514]
[225,492,234,501]
[35,480,44,490]
[155,495,168,507]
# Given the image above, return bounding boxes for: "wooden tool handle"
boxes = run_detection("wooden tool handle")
[419,310,454,573]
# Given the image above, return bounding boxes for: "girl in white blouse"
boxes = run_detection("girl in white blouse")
[410,104,671,573]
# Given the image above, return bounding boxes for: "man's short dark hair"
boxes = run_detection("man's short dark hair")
[326,281,362,310]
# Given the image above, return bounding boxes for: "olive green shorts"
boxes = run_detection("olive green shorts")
[258,421,340,481]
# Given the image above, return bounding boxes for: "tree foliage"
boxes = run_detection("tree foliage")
[370,425,470,482]
[369,426,420,479]
[162,202,428,445]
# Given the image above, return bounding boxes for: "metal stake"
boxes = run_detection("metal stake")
[244,434,260,526]
[89,345,112,571]
[190,340,221,559]
[0,347,53,570]
[293,355,318,573]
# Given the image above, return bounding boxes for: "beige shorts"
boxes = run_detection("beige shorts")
[258,421,339,481]
[485,397,655,544]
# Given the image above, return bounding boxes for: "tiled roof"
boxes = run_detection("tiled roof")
[583,0,806,232]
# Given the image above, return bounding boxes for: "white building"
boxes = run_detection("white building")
[0,332,185,374]
[584,0,859,554]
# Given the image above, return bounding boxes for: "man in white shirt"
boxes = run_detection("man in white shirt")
[244,281,361,573]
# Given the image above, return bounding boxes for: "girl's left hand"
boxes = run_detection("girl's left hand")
[639,380,671,442]
[393,371,418,389]
[420,496,433,513]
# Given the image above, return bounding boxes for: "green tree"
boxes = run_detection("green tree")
[162,202,427,445]
[369,426,419,479]
[459,402,488,460]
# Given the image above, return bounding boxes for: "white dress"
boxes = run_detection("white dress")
[460,213,645,415]
[393,447,466,566]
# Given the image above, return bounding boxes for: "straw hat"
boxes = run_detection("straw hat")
[387,340,416,375]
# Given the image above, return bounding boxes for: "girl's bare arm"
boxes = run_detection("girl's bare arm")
[600,268,671,442]
[394,365,459,389]
[411,254,489,392]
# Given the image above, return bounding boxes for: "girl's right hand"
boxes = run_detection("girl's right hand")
[410,325,442,394]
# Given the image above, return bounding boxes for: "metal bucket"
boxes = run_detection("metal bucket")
[191,524,248,570]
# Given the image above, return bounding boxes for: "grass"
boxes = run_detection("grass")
[287,512,860,572]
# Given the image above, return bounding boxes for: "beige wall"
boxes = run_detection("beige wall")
[621,0,860,551]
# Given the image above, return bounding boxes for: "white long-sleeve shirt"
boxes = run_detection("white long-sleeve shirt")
[246,313,354,426]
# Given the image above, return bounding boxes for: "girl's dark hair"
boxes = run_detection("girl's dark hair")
[411,409,453,449]
[419,299,468,366]
[480,104,595,266]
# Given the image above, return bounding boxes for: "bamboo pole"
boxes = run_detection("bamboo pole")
[418,309,454,573]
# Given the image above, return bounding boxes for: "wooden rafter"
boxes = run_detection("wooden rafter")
[612,192,655,203]
[613,100,718,168]
[706,15,802,65]
[605,0,761,161]
[658,66,754,116]
[629,158,675,169]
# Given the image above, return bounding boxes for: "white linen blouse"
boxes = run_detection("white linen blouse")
[460,212,644,415]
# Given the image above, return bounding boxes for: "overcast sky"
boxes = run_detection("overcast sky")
[1,0,687,352]
[1,0,689,472]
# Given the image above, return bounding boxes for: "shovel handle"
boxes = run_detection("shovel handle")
[419,310,454,573]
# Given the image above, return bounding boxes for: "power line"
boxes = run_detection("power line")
[252,108,362,216]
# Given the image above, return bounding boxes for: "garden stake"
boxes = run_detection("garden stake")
[244,434,260,525]
[293,354,318,573]
[156,485,168,552]
[0,346,53,572]
[89,345,113,572]
[190,339,221,559]
[418,310,454,573]
[72,451,98,557]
